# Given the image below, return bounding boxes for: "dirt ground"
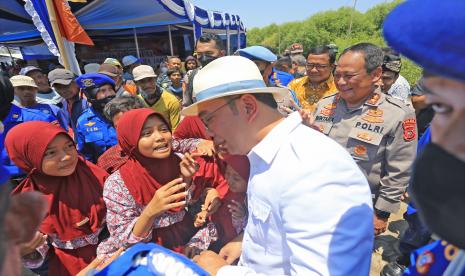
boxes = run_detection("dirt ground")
[370,202,409,275]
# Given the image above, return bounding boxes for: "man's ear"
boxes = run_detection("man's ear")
[238,94,258,122]
[371,66,382,84]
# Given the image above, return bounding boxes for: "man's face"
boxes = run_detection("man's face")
[381,70,398,93]
[253,61,273,84]
[423,76,465,161]
[198,97,246,155]
[167,58,181,70]
[135,77,157,96]
[306,53,333,84]
[196,41,223,60]
[14,86,37,106]
[334,51,381,105]
[53,81,79,100]
[95,84,116,100]
[27,71,50,92]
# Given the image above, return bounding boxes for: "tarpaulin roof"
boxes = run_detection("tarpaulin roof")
[0,0,246,43]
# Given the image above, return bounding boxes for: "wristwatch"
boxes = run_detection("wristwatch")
[374,208,391,219]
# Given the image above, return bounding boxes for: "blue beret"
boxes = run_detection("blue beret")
[383,0,465,82]
[237,46,277,62]
[76,73,115,89]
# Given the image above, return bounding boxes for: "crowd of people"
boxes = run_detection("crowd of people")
[0,0,464,275]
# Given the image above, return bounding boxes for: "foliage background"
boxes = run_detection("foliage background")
[246,0,422,85]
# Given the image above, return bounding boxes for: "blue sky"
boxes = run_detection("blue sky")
[193,0,392,28]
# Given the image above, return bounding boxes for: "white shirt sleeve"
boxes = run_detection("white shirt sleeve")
[217,265,266,276]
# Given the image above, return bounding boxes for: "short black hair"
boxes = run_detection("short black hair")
[167,68,182,77]
[0,76,14,120]
[252,93,278,109]
[103,95,145,122]
[195,33,225,51]
[166,56,181,63]
[340,43,383,73]
[274,57,292,72]
[307,45,336,64]
[225,93,278,113]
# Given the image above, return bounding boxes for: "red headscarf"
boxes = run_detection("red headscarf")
[173,116,209,140]
[116,108,183,207]
[5,122,107,241]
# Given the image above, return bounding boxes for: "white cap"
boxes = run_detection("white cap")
[133,65,157,81]
[10,75,38,88]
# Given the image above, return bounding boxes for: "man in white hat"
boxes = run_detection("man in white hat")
[132,65,181,130]
[187,56,374,275]
[10,75,66,129]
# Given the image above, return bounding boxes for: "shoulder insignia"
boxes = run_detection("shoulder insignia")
[357,132,373,142]
[402,118,417,141]
[84,121,96,127]
[320,109,334,116]
[367,93,381,105]
[367,108,383,117]
[362,115,384,123]
[12,113,19,119]
[324,103,337,110]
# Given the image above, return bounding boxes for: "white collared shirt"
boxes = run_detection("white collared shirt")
[218,112,373,276]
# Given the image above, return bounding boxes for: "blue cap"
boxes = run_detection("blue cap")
[236,46,277,62]
[383,0,465,82]
[122,55,142,67]
[76,73,115,89]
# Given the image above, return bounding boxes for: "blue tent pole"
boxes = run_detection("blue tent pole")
[133,28,140,58]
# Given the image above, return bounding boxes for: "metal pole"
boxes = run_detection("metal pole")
[347,0,358,39]
[45,0,71,69]
[168,25,174,56]
[226,26,230,55]
[133,28,140,58]
[5,45,15,65]
[237,28,241,50]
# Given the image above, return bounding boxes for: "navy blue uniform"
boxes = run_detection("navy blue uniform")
[1,104,58,177]
[75,107,117,163]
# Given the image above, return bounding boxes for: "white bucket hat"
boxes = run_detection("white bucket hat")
[182,56,289,116]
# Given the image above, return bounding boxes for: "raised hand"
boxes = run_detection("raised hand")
[143,178,188,218]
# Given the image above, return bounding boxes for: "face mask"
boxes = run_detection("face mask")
[197,55,217,67]
[411,142,465,249]
[91,95,115,114]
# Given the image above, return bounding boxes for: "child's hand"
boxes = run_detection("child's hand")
[194,210,208,228]
[19,231,47,256]
[228,200,246,220]
[203,188,221,216]
[179,153,202,182]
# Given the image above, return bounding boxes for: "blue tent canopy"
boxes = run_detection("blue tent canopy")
[0,0,246,43]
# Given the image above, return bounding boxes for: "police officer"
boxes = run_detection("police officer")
[75,73,117,163]
[313,43,417,235]
[1,75,58,181]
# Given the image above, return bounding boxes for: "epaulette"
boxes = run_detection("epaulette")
[385,94,412,113]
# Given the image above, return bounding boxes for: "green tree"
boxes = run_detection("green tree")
[246,0,422,85]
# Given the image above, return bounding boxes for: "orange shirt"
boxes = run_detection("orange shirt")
[287,75,338,113]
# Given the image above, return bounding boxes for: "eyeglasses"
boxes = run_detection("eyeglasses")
[306,63,330,70]
[200,96,240,128]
